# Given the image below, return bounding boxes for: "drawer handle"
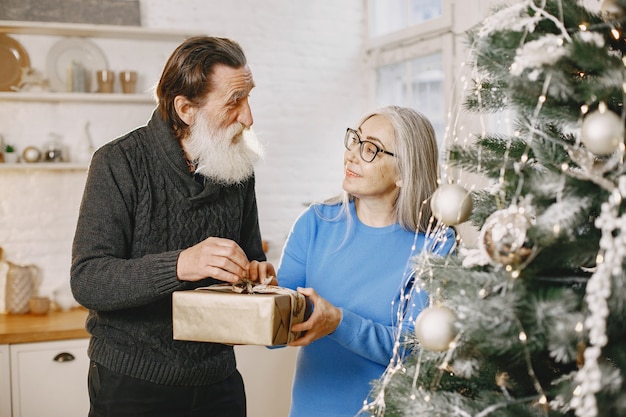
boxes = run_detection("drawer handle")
[53,352,75,362]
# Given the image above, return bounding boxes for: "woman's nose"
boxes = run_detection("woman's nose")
[345,147,359,163]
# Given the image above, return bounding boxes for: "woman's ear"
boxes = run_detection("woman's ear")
[174,95,195,126]
[396,178,403,188]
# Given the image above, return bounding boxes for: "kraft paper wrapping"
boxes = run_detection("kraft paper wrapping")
[172,283,307,346]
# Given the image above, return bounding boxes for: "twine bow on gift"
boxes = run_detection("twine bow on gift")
[230,277,307,319]
[230,276,274,294]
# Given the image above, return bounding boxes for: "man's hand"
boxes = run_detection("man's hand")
[288,287,341,347]
[177,237,249,283]
[247,260,276,284]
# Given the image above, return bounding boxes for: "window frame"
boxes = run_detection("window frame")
[365,30,455,147]
[365,0,453,52]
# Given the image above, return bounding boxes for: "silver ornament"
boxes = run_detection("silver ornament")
[430,183,473,226]
[415,305,457,351]
[600,0,625,21]
[581,109,623,156]
[480,206,536,268]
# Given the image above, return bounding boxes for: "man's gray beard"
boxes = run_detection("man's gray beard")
[184,114,263,185]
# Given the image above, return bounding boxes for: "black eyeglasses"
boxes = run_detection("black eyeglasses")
[344,128,395,163]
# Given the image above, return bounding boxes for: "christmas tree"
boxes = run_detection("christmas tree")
[363,0,626,416]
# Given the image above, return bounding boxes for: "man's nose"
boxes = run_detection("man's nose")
[238,99,253,128]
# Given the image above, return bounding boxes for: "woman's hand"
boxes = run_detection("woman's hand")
[288,287,342,347]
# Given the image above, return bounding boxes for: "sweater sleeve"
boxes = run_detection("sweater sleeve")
[70,143,186,311]
[327,226,457,366]
[276,208,311,290]
[237,175,266,263]
[328,288,428,366]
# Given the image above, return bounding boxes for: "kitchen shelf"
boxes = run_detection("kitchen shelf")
[0,91,155,103]
[0,21,197,174]
[0,20,198,41]
[0,162,89,171]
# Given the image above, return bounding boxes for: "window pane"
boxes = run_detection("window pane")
[376,62,406,108]
[369,0,442,37]
[375,52,445,143]
[409,0,443,26]
[410,53,444,141]
[369,0,405,37]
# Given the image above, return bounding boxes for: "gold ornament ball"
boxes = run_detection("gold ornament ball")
[581,109,623,155]
[430,184,473,226]
[480,207,536,268]
[414,305,457,351]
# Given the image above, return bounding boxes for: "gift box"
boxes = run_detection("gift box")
[173,282,308,346]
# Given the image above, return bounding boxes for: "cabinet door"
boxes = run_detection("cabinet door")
[0,345,10,417]
[10,338,89,417]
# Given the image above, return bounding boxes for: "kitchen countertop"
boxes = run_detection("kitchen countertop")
[0,307,89,344]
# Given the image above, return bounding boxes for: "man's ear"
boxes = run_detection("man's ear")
[174,95,195,125]
[396,178,403,187]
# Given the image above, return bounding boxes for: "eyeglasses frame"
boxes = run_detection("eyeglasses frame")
[344,128,395,163]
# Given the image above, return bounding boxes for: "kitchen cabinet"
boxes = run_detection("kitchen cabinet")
[0,308,90,417]
[0,345,10,417]
[0,20,198,170]
[0,338,89,417]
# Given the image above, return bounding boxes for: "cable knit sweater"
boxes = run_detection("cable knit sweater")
[70,110,266,386]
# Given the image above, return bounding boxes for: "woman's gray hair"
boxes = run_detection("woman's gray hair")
[326,105,439,233]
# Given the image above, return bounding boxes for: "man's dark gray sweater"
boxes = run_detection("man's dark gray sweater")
[70,111,266,386]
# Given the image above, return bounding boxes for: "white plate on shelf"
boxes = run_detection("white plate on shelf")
[46,37,108,93]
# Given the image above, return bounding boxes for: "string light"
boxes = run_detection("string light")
[596,253,604,264]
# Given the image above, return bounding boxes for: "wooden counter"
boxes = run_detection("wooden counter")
[0,307,89,344]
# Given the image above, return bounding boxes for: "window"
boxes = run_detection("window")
[368,0,443,37]
[376,52,445,140]
[366,0,453,146]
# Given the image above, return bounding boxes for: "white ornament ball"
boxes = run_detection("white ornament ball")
[430,184,473,226]
[581,109,623,155]
[414,305,457,351]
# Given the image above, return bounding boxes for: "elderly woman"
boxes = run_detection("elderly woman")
[277,105,456,417]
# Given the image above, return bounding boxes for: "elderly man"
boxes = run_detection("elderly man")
[71,36,273,417]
